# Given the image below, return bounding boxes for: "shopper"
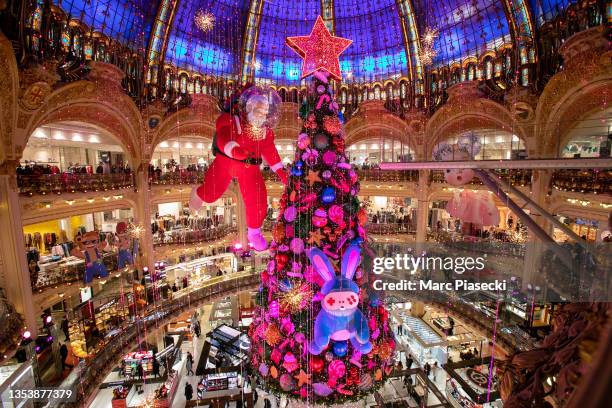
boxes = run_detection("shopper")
[184,382,193,401]
[424,362,431,379]
[152,357,160,378]
[59,343,72,371]
[61,317,70,341]
[186,352,194,376]
[406,354,413,369]
[136,361,144,381]
[432,361,439,382]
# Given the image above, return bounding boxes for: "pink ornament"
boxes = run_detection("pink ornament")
[301,148,319,166]
[284,206,297,222]
[328,205,344,224]
[285,224,295,238]
[300,387,308,398]
[322,151,337,166]
[322,170,332,179]
[280,317,295,335]
[290,238,305,254]
[294,332,306,343]
[269,301,280,318]
[328,360,346,379]
[283,352,299,373]
[297,133,310,150]
[271,348,282,364]
[312,208,328,227]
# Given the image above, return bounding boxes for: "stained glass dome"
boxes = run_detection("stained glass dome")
[52,0,580,85]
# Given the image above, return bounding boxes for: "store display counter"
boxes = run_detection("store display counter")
[153,370,179,408]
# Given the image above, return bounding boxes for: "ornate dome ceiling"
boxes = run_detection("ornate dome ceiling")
[54,0,577,84]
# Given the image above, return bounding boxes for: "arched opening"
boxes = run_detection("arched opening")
[559,108,612,159]
[346,137,416,168]
[18,122,134,195]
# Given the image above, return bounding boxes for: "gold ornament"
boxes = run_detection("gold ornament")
[265,324,282,346]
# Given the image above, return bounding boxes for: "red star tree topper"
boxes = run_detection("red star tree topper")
[285,15,352,81]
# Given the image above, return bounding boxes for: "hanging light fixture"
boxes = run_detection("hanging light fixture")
[419,3,438,66]
[194,9,215,33]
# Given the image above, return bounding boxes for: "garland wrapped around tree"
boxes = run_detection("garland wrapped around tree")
[249,18,396,402]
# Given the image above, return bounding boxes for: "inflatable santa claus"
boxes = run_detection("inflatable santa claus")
[189,85,288,250]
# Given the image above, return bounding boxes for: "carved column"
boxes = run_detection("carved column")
[0,161,37,335]
[134,163,154,275]
[415,169,430,250]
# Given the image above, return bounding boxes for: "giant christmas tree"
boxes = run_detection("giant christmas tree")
[249,17,396,403]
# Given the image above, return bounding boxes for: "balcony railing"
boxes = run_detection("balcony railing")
[551,169,611,195]
[17,173,134,196]
[153,225,237,246]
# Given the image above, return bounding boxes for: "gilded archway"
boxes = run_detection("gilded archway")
[148,94,219,156]
[425,81,531,159]
[535,27,612,157]
[345,100,420,157]
[19,62,144,165]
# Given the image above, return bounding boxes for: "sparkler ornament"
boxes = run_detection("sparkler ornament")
[419,26,438,66]
[194,9,215,32]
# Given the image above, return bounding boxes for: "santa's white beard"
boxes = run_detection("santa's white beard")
[248,112,266,128]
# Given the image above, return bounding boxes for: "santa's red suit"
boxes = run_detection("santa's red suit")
[190,113,287,250]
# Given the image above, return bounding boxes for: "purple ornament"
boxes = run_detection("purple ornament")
[289,238,305,254]
[325,352,334,362]
[322,151,337,166]
[316,85,326,94]
[322,170,332,179]
[313,382,333,397]
[284,206,297,222]
[259,363,269,376]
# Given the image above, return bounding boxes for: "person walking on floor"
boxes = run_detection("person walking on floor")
[184,382,193,401]
[406,354,413,369]
[136,361,144,381]
[152,357,160,378]
[432,361,439,382]
[186,352,194,375]
[424,362,431,379]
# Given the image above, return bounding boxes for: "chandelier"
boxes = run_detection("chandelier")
[194,9,215,32]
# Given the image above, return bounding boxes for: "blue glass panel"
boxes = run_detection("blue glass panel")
[165,0,249,76]
[335,0,407,81]
[529,0,575,25]
[412,0,511,65]
[53,0,157,49]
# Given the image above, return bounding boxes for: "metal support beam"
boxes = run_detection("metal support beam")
[487,169,591,251]
[240,0,266,84]
[475,169,572,266]
[320,0,336,35]
[144,0,180,90]
[394,0,423,82]
[380,158,612,170]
